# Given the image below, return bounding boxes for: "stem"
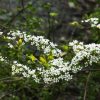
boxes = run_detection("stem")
[83,72,91,100]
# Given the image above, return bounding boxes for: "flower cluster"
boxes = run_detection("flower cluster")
[11,57,73,84]
[69,40,100,73]
[41,58,72,84]
[1,56,72,84]
[69,40,84,53]
[0,54,9,64]
[0,55,5,62]
[6,31,62,57]
[12,61,40,83]
[81,17,100,29]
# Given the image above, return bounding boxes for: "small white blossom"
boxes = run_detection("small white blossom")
[8,43,14,48]
[82,17,99,28]
[97,24,100,29]
[0,32,3,35]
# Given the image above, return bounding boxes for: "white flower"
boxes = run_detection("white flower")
[0,32,3,35]
[97,24,100,29]
[8,43,14,48]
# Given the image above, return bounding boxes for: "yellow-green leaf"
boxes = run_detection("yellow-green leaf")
[48,54,54,60]
[69,21,81,27]
[61,45,69,51]
[28,54,36,62]
[39,56,47,64]
[50,12,58,17]
[17,38,23,45]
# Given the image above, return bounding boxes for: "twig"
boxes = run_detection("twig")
[83,72,91,100]
[0,77,23,82]
[79,68,100,72]
[6,8,25,26]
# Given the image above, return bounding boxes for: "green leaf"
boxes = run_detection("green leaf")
[28,54,36,62]
[50,12,58,17]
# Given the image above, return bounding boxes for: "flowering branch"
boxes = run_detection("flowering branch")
[0,30,100,84]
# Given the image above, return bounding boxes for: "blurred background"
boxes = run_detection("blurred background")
[0,0,100,43]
